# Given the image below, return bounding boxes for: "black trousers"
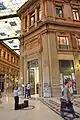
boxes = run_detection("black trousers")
[27,89,30,98]
[60,100,75,118]
[14,96,19,110]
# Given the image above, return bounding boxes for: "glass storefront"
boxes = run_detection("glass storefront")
[27,59,39,95]
[0,73,5,92]
[59,60,77,94]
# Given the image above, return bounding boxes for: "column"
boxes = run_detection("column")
[35,8,38,27]
[47,32,61,97]
[19,39,24,85]
[27,14,30,32]
[24,56,27,85]
[73,55,80,94]
[38,56,43,97]
[21,14,24,35]
[41,0,46,21]
[41,33,51,97]
[45,0,53,20]
[1,49,3,58]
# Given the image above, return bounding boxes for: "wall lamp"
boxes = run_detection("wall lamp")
[75,64,80,71]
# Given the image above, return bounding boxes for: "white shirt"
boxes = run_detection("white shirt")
[27,84,30,90]
[14,89,19,97]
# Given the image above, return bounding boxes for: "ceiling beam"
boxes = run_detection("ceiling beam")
[12,49,20,50]
[0,36,19,41]
[0,13,18,20]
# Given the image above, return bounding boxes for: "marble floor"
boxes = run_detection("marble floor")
[0,95,64,120]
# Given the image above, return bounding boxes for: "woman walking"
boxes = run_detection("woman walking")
[60,79,76,119]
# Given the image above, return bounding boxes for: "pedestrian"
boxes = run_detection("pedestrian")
[60,79,76,118]
[25,84,27,98]
[0,89,2,103]
[14,86,19,110]
[27,83,31,98]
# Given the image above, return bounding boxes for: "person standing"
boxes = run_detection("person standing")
[0,89,2,103]
[25,84,27,98]
[27,83,31,98]
[14,86,19,110]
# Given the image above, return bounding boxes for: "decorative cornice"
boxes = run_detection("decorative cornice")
[0,41,19,57]
[53,0,71,3]
[17,0,38,16]
[20,19,80,39]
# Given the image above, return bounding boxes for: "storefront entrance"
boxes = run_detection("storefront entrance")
[28,59,39,95]
[59,60,77,94]
[0,73,5,92]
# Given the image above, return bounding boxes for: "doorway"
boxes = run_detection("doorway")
[59,60,77,94]
[0,73,5,92]
[28,59,39,95]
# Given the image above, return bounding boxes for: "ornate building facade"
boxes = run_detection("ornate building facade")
[18,0,80,97]
[0,41,19,92]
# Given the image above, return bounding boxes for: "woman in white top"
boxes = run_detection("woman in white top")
[60,80,76,118]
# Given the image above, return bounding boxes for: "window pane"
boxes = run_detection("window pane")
[30,12,35,26]
[56,6,63,17]
[72,9,79,20]
[66,37,69,45]
[77,38,80,48]
[25,16,27,29]
[57,36,69,49]
[60,37,66,45]
[73,11,76,20]
[76,12,79,20]
[39,9,42,20]
[0,49,1,56]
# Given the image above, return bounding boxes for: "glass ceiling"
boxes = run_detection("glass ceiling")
[0,0,27,16]
[0,0,28,55]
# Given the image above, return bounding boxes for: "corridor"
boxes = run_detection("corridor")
[0,95,63,120]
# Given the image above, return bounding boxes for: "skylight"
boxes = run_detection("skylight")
[3,39,20,54]
[0,0,29,55]
[0,17,20,39]
[0,0,28,16]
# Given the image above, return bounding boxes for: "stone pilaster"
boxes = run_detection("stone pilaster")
[47,32,61,97]
[21,14,24,35]
[35,8,38,27]
[41,0,46,21]
[46,0,53,20]
[41,32,61,97]
[27,14,30,32]
[19,39,24,85]
[41,33,51,97]
[73,54,80,94]
[19,56,24,89]
[24,56,27,85]
[38,55,43,97]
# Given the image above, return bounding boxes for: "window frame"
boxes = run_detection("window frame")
[57,36,70,49]
[11,56,13,63]
[24,16,27,29]
[76,38,80,49]
[37,7,42,21]
[30,11,35,26]
[7,54,9,61]
[0,49,1,57]
[3,51,6,59]
[72,8,80,20]
[55,5,63,18]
